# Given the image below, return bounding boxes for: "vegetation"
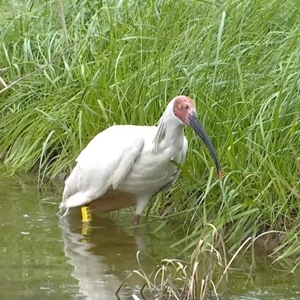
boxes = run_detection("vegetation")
[0,0,300,274]
[117,224,254,300]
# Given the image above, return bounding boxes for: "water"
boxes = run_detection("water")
[0,171,183,299]
[0,170,300,300]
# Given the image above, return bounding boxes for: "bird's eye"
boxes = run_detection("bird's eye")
[178,104,183,109]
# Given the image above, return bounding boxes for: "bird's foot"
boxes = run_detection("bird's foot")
[132,214,141,226]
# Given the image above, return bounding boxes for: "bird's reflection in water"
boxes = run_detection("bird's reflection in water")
[60,212,160,300]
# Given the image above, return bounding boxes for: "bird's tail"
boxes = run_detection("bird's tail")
[60,192,89,209]
[58,191,89,219]
[58,207,70,219]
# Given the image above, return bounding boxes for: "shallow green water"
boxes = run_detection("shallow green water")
[0,170,300,300]
[0,171,182,299]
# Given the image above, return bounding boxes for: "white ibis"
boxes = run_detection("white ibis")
[59,95,223,226]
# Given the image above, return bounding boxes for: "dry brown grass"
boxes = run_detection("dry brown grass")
[116,224,254,300]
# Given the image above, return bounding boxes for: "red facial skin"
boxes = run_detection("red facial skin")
[173,95,223,180]
[173,96,196,124]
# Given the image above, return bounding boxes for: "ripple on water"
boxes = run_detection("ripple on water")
[0,171,300,299]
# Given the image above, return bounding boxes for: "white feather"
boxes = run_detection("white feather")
[60,96,194,222]
[61,126,146,209]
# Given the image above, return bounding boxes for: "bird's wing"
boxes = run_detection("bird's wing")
[61,126,145,208]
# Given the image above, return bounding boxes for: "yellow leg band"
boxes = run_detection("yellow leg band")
[81,206,92,222]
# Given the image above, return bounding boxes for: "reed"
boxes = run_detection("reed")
[0,0,299,267]
[116,224,253,299]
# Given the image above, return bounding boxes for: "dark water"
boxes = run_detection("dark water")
[0,171,300,300]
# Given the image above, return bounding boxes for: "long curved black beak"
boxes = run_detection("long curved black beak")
[189,111,223,179]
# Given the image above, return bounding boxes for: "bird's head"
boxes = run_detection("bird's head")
[173,95,223,180]
[173,96,197,124]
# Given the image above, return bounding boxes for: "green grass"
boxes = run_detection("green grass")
[0,0,300,268]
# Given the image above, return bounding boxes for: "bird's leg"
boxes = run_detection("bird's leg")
[81,204,92,223]
[132,214,141,226]
[132,195,151,226]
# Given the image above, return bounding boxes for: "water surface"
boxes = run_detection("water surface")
[1,171,300,300]
[0,171,184,299]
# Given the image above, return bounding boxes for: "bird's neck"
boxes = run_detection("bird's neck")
[152,110,185,152]
[164,118,185,143]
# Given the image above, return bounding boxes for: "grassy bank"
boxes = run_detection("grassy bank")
[0,0,299,266]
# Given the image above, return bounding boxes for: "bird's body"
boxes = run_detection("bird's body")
[60,96,222,225]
